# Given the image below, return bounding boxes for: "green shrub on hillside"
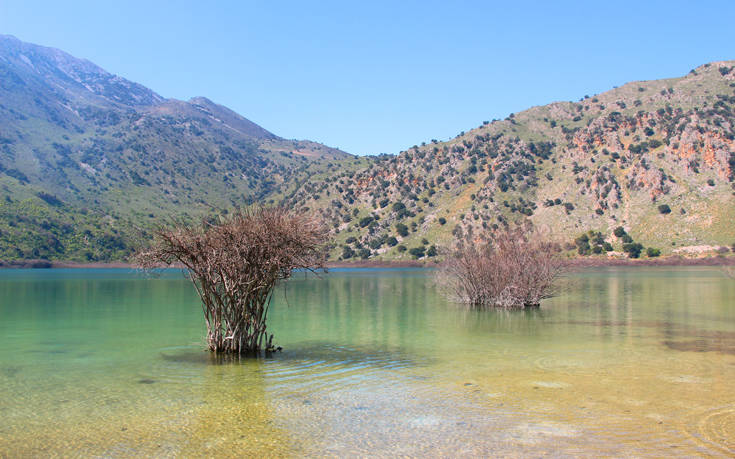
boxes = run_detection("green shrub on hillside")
[359,216,374,228]
[623,243,644,258]
[342,246,355,259]
[409,247,425,259]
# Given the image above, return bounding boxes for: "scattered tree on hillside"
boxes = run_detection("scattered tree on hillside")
[623,242,644,258]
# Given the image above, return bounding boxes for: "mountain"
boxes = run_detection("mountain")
[286,62,735,261]
[0,35,356,261]
[1,35,733,263]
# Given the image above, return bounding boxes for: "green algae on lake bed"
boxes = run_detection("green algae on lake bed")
[0,267,734,456]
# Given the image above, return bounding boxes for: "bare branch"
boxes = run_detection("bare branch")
[437,224,566,308]
[135,206,328,354]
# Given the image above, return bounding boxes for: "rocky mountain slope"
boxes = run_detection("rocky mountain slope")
[1,35,733,263]
[286,62,735,261]
[0,35,356,261]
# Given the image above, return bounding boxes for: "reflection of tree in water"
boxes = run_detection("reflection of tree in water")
[455,307,547,335]
[274,272,433,349]
[547,268,735,357]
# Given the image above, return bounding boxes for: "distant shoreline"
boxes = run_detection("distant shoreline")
[1,256,733,270]
[564,256,735,268]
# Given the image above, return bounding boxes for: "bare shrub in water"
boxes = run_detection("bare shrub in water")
[438,225,566,308]
[136,207,328,354]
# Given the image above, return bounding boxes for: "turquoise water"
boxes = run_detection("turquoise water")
[1,267,734,456]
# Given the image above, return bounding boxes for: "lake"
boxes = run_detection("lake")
[0,267,734,457]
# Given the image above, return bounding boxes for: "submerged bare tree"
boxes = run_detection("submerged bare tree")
[136,207,328,354]
[438,225,566,308]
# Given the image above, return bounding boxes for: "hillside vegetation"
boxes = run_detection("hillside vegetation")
[1,34,733,262]
[286,62,735,262]
[0,35,357,261]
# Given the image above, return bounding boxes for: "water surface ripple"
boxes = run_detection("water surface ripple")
[0,267,734,456]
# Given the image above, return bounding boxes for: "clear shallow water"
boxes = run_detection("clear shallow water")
[1,267,734,457]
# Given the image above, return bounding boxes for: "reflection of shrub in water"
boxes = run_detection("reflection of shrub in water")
[456,307,547,335]
[160,349,266,366]
[160,342,428,369]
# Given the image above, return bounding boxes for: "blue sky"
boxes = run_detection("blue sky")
[1,1,734,155]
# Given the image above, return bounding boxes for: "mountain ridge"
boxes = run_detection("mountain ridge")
[0,35,733,263]
[0,35,353,261]
[285,61,735,261]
